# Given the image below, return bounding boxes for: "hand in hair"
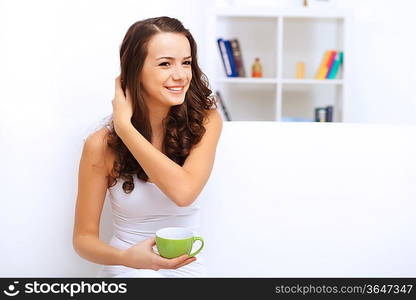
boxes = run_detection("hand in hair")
[112,75,133,136]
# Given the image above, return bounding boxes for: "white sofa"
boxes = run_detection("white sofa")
[198,122,416,277]
[2,122,416,277]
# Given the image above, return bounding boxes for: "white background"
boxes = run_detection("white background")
[1,0,415,276]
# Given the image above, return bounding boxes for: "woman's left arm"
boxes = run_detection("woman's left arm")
[112,77,223,207]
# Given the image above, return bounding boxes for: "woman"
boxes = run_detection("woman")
[73,16,223,277]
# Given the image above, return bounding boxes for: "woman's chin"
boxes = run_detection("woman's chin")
[166,95,186,106]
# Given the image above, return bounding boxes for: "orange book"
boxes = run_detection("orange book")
[315,50,332,79]
[316,66,328,79]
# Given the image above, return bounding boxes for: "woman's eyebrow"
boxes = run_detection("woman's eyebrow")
[156,56,192,60]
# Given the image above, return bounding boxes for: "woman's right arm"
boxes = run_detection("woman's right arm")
[72,129,124,265]
[72,129,196,270]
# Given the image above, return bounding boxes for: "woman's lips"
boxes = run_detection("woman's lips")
[165,86,185,94]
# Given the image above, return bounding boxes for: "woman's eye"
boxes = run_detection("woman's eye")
[159,61,191,67]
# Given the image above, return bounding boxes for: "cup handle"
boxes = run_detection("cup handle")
[189,236,204,257]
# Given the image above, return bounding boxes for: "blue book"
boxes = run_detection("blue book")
[217,38,232,77]
[223,40,238,77]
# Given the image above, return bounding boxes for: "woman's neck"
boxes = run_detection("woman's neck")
[148,104,169,139]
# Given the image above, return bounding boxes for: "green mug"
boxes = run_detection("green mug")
[155,227,204,259]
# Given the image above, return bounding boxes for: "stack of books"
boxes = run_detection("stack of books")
[217,38,246,77]
[314,50,343,79]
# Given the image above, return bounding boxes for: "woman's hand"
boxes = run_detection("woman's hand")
[112,76,133,137]
[120,237,197,271]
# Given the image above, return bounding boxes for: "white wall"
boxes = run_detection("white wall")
[335,0,416,124]
[0,0,198,277]
[1,0,415,276]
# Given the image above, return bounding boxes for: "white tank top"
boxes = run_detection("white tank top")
[97,124,205,277]
[108,175,201,245]
[102,122,201,244]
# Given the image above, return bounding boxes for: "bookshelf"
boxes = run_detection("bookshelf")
[207,7,349,122]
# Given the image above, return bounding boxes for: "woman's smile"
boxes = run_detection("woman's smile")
[165,85,186,95]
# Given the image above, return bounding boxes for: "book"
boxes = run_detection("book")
[215,91,231,121]
[325,105,333,122]
[217,38,232,77]
[325,50,337,78]
[223,40,238,77]
[327,51,343,79]
[229,39,246,77]
[314,50,332,79]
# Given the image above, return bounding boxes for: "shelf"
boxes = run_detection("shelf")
[281,79,343,85]
[216,7,346,18]
[216,78,342,85]
[216,78,278,84]
[211,5,347,122]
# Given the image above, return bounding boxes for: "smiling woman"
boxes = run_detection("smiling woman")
[141,33,193,108]
[73,16,223,278]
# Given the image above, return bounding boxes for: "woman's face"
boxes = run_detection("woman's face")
[140,32,192,108]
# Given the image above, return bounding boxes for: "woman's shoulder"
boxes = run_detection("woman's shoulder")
[84,127,115,176]
[204,107,223,127]
[85,127,111,150]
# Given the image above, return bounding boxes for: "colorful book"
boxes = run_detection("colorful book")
[223,40,238,77]
[327,51,343,79]
[217,38,232,77]
[230,39,246,77]
[325,50,337,78]
[315,50,332,79]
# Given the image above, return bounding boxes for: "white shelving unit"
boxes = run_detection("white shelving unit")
[207,6,349,122]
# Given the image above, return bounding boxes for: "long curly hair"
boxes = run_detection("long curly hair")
[104,16,216,193]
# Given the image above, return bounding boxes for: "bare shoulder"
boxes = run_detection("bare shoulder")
[194,108,223,149]
[83,128,114,175]
[204,108,223,129]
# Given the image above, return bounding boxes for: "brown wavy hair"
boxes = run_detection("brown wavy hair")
[104,16,216,193]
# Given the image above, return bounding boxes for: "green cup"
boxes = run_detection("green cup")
[155,227,204,259]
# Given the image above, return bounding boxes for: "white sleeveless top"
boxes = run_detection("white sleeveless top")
[97,126,206,277]
[108,175,201,244]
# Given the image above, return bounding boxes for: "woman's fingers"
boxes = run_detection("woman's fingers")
[175,257,197,269]
[147,237,197,270]
[115,76,125,98]
[125,86,132,102]
[146,237,156,247]
[153,255,184,269]
[114,76,132,105]
[153,254,196,270]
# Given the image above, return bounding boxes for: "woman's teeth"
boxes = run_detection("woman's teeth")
[166,87,184,93]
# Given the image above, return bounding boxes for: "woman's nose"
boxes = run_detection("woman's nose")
[171,65,186,80]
